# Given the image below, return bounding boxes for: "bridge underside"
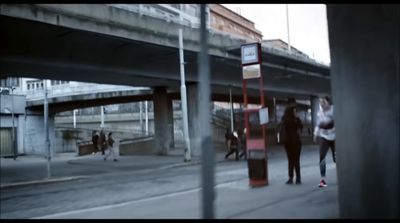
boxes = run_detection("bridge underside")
[1,14,330,105]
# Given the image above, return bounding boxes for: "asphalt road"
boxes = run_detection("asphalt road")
[1,145,338,219]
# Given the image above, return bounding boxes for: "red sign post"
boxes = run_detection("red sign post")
[241,42,268,187]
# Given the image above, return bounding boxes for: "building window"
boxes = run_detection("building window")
[0,78,6,87]
[51,80,69,86]
[0,77,20,87]
[27,80,44,90]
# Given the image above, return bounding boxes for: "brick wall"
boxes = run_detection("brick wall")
[210,4,263,42]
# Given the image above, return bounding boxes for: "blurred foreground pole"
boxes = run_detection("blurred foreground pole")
[199,4,214,219]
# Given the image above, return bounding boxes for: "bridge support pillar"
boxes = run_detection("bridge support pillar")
[167,97,175,149]
[327,5,399,218]
[24,112,62,155]
[310,95,319,134]
[153,87,172,155]
[187,83,200,157]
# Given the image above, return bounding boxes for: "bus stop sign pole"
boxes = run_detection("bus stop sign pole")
[241,42,268,187]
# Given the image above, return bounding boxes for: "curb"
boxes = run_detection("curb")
[0,176,89,189]
[1,156,231,189]
[157,157,232,170]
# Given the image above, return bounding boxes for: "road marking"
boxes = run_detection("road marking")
[216,179,250,190]
[32,187,201,219]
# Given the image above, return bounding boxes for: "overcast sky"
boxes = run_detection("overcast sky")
[222,4,331,65]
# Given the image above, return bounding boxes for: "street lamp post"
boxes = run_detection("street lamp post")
[179,28,191,162]
[73,109,77,129]
[100,105,105,128]
[44,79,51,179]
[286,4,291,53]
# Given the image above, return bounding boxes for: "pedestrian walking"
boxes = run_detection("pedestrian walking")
[280,106,303,184]
[91,131,99,154]
[225,130,239,161]
[314,96,336,188]
[99,129,106,155]
[104,132,118,161]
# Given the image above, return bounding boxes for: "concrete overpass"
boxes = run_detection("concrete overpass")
[0,4,330,101]
[26,85,153,114]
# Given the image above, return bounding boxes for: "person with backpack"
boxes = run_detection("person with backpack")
[314,96,336,188]
[280,106,303,184]
[225,129,239,161]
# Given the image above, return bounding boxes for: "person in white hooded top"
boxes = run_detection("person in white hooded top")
[314,96,336,188]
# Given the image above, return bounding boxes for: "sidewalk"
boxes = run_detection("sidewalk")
[0,152,187,188]
[0,141,222,188]
[0,142,307,189]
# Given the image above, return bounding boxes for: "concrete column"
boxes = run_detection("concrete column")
[24,113,60,155]
[167,98,175,149]
[145,101,149,135]
[153,87,172,155]
[139,101,143,133]
[327,5,399,218]
[187,83,200,157]
[310,95,319,133]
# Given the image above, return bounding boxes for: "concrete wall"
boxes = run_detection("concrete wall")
[24,114,62,155]
[0,115,24,154]
[327,5,399,218]
[0,94,26,114]
[119,138,156,155]
[0,95,25,156]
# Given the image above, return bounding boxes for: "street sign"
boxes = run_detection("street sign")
[241,42,268,187]
[243,64,261,79]
[241,43,261,65]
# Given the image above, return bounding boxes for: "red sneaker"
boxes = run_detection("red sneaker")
[318,179,327,188]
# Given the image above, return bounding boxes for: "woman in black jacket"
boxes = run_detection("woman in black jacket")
[281,107,303,184]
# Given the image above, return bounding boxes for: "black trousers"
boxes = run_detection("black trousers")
[239,140,246,158]
[284,141,302,180]
[225,147,239,160]
[319,137,336,177]
[101,144,106,155]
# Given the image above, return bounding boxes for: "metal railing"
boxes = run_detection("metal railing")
[25,83,148,101]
